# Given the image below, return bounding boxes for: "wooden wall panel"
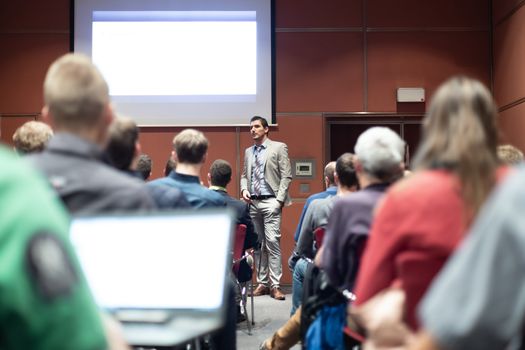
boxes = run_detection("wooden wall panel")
[0,34,68,113]
[493,5,525,108]
[0,116,36,147]
[368,0,488,27]
[367,32,490,111]
[493,0,524,24]
[275,0,362,28]
[276,32,363,112]
[0,0,69,31]
[499,104,525,152]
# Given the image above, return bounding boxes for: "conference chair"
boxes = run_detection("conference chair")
[232,224,255,334]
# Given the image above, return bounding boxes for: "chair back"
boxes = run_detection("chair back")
[313,226,326,250]
[232,224,247,275]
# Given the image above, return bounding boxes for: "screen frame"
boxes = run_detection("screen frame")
[69,0,276,126]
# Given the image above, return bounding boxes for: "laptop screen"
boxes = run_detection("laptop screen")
[70,210,234,311]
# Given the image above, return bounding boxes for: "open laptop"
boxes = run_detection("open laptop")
[69,209,234,347]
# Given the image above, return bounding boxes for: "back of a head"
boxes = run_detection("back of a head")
[44,53,109,131]
[324,161,336,186]
[106,117,138,171]
[335,153,358,188]
[12,121,53,154]
[413,76,499,213]
[209,159,232,188]
[136,154,153,180]
[497,144,524,165]
[164,158,176,176]
[173,129,208,164]
[354,127,405,183]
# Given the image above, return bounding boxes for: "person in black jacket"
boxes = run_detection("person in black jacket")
[209,159,258,282]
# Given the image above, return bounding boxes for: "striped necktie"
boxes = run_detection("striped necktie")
[253,146,263,195]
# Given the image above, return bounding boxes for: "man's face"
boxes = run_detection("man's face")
[250,120,268,142]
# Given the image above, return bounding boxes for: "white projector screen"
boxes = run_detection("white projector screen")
[73,0,274,126]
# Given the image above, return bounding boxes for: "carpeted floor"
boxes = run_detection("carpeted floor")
[236,286,300,350]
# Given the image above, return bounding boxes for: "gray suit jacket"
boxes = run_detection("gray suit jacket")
[241,138,292,206]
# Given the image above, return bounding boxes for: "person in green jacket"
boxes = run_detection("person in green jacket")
[0,146,107,350]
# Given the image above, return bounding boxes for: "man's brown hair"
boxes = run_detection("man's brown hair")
[172,129,209,164]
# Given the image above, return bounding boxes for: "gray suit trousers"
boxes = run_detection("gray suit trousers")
[250,198,282,288]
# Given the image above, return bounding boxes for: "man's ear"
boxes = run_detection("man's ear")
[324,176,330,188]
[353,158,364,173]
[207,173,212,187]
[41,106,54,129]
[201,152,207,163]
[103,104,115,127]
[135,141,142,159]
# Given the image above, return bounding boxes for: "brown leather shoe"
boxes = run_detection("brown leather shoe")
[270,287,286,300]
[250,284,270,296]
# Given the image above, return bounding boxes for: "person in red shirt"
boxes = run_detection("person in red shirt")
[353,76,507,331]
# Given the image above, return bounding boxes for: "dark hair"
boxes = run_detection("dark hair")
[106,117,138,170]
[136,154,152,180]
[172,129,208,164]
[335,153,358,188]
[413,76,499,215]
[209,159,232,188]
[164,158,176,176]
[250,116,269,128]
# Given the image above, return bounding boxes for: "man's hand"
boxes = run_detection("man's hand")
[241,189,252,203]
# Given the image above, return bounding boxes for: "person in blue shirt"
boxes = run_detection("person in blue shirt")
[293,161,337,242]
[148,129,225,209]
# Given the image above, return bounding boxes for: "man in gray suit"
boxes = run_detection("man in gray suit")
[241,116,292,301]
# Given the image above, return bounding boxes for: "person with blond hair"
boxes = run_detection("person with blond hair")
[12,120,53,154]
[28,53,155,214]
[497,144,523,165]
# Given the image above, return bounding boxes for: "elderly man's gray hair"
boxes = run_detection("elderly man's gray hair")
[354,127,405,182]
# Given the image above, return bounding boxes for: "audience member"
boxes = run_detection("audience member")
[293,162,337,241]
[28,53,155,214]
[209,159,258,280]
[413,167,525,350]
[147,130,233,348]
[208,159,258,322]
[12,120,53,154]
[148,129,225,208]
[288,154,357,315]
[497,144,523,165]
[352,76,508,334]
[105,117,189,209]
[320,127,405,292]
[0,146,107,349]
[136,154,152,180]
[241,116,292,301]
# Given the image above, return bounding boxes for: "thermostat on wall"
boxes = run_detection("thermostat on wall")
[292,160,315,178]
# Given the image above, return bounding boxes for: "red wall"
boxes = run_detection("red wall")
[0,0,491,284]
